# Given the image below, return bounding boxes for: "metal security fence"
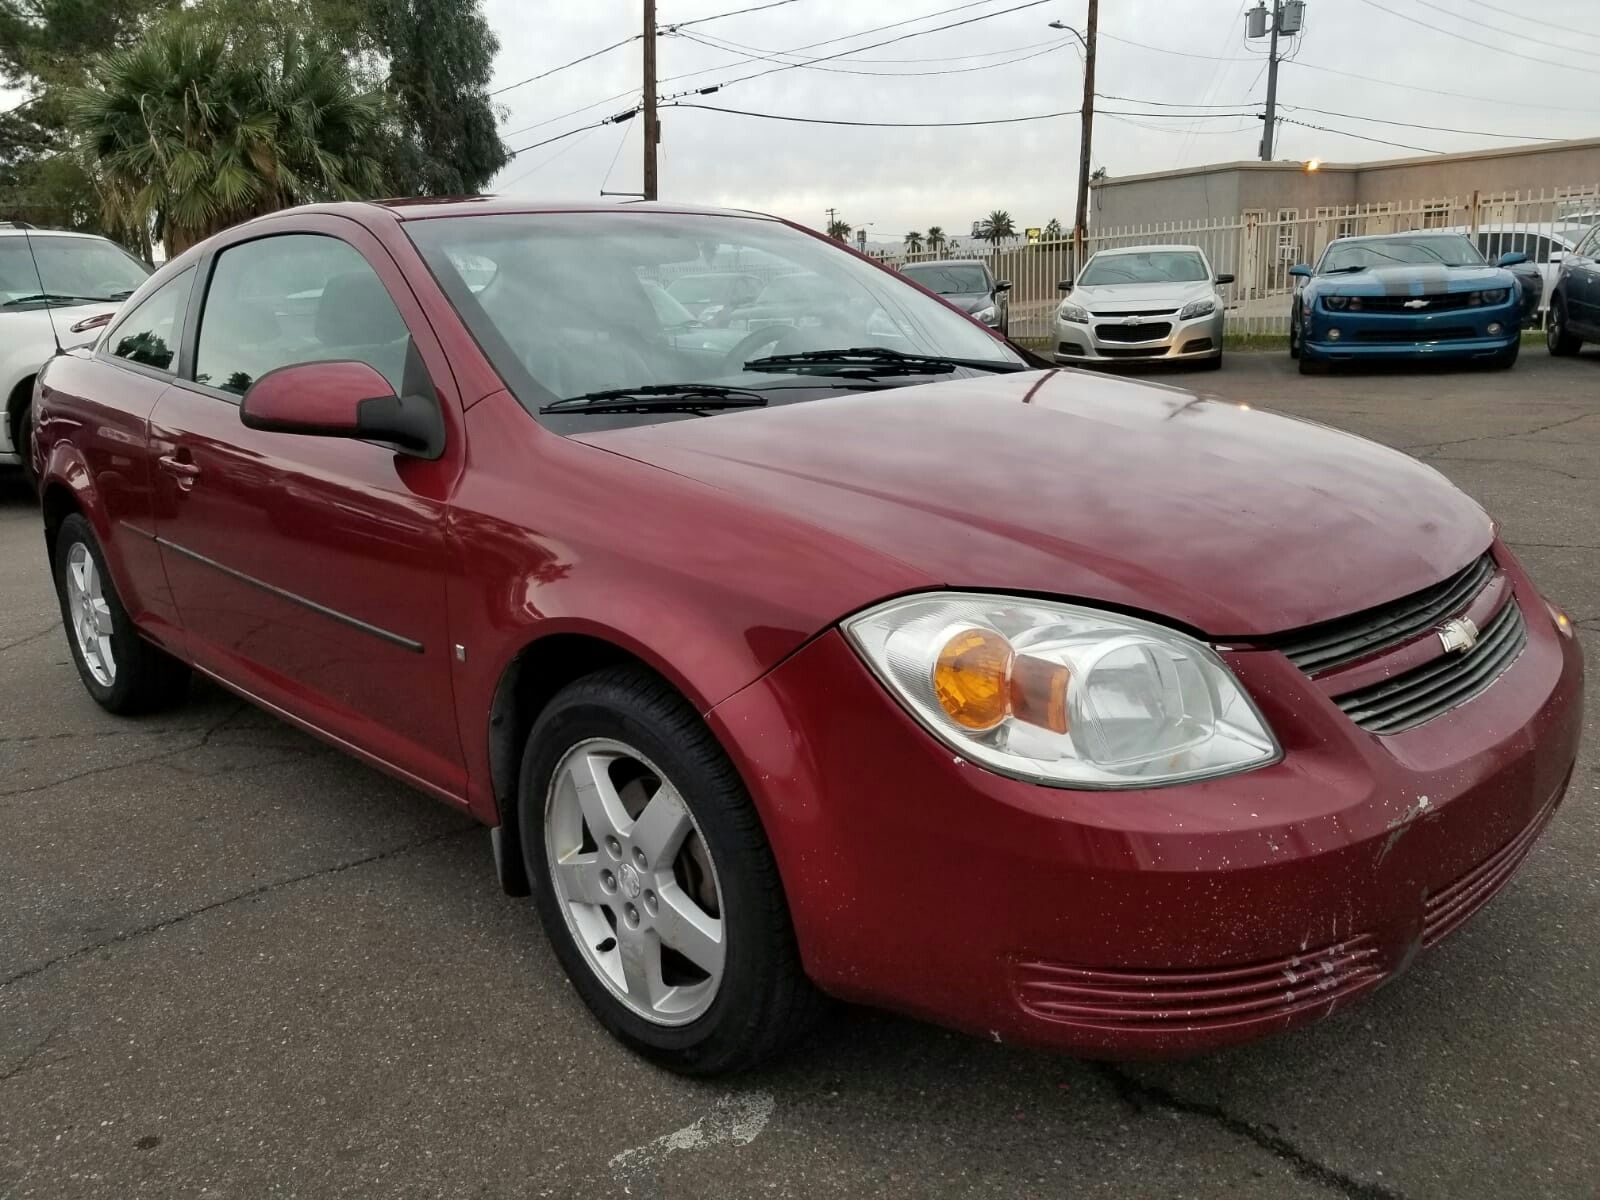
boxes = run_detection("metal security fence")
[874,186,1600,339]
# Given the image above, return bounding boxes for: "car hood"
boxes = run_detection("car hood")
[1311,264,1515,296]
[1069,280,1214,311]
[577,371,1492,637]
[936,291,992,313]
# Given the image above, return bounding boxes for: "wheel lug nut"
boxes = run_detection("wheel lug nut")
[643,890,658,916]
[601,870,616,892]
[632,847,647,869]
[625,904,640,927]
[605,836,621,858]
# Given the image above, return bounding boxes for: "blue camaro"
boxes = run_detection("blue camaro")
[1288,232,1527,373]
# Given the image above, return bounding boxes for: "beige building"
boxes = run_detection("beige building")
[1089,137,1600,230]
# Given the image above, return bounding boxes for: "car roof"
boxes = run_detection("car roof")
[1092,243,1208,255]
[1327,230,1471,242]
[288,196,781,224]
[901,259,987,269]
[0,227,110,241]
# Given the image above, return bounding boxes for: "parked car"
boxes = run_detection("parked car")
[662,271,762,324]
[1,227,149,482]
[1052,244,1230,369]
[1545,221,1600,356]
[1288,232,1526,372]
[898,259,1011,333]
[34,200,1582,1075]
[1435,222,1569,326]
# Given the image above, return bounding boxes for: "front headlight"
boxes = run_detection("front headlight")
[1477,288,1510,305]
[1179,297,1216,320]
[973,305,997,324]
[844,593,1280,789]
[1322,295,1349,311]
[1058,301,1089,323]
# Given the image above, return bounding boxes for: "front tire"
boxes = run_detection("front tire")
[1547,297,1582,356]
[53,514,190,714]
[1490,339,1520,369]
[520,667,821,1074]
[1197,352,1223,371]
[1288,311,1302,360]
[14,395,37,491]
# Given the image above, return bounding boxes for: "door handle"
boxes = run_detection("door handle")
[158,454,201,488]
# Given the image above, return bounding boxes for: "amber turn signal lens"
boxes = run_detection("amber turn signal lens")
[933,627,1014,730]
[1011,653,1071,734]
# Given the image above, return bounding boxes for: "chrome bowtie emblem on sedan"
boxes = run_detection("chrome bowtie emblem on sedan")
[1403,298,1430,309]
[1126,315,1143,325]
[1437,617,1479,654]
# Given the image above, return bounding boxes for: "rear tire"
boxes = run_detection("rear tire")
[520,666,822,1074]
[10,384,36,491]
[1547,298,1582,356]
[53,514,190,714]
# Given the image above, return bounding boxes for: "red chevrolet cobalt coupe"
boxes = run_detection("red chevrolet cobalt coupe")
[33,200,1582,1074]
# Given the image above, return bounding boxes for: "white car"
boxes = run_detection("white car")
[1052,244,1231,370]
[1,226,150,480]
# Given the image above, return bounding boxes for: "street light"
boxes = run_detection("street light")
[1046,19,1088,50]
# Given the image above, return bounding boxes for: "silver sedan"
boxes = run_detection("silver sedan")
[1052,244,1230,370]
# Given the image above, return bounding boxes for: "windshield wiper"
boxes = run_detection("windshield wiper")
[2,292,122,307]
[540,383,770,416]
[744,347,1026,375]
[1319,266,1367,275]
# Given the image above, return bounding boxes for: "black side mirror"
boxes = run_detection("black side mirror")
[994,279,1012,292]
[1214,273,1235,285]
[1057,277,1072,291]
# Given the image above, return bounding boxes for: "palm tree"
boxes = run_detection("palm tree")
[925,225,945,254]
[1043,217,1063,242]
[976,209,1017,247]
[74,22,386,255]
[826,217,851,242]
[904,230,924,254]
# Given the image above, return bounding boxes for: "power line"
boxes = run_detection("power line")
[502,90,641,139]
[1102,113,1257,137]
[658,0,1054,101]
[1283,58,1600,114]
[663,0,805,30]
[1350,0,1600,78]
[664,101,1263,128]
[499,123,605,190]
[1098,30,1254,62]
[507,112,637,159]
[489,35,641,98]
[1458,0,1600,41]
[1282,103,1549,143]
[672,29,1072,77]
[684,28,1073,64]
[1403,0,1597,57]
[1278,116,1439,155]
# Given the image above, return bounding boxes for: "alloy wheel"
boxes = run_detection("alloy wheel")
[1547,307,1562,352]
[64,542,116,687]
[544,737,726,1026]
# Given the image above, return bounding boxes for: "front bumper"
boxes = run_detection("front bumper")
[709,553,1583,1058]
[1303,299,1521,361]
[1052,307,1224,364]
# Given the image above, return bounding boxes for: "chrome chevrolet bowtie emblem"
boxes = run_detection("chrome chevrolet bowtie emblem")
[1437,617,1479,654]
[1404,298,1430,309]
[1126,315,1143,325]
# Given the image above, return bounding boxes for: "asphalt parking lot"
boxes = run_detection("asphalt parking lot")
[2,351,1597,1200]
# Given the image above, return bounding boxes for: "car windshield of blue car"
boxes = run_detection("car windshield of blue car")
[1319,235,1485,274]
[900,263,989,295]
[1077,251,1209,285]
[406,211,1025,432]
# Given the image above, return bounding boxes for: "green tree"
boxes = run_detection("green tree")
[976,209,1016,246]
[74,22,386,254]
[903,230,923,253]
[826,217,851,242]
[1043,217,1063,241]
[925,225,945,254]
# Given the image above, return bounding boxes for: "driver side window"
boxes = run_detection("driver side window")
[194,234,411,397]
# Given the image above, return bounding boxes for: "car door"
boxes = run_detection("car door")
[1566,225,1600,333]
[148,218,469,801]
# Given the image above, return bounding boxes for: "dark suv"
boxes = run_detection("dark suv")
[1546,222,1600,355]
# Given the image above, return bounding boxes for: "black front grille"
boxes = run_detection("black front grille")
[1089,307,1177,318]
[1354,326,1476,343]
[1356,293,1479,313]
[1272,555,1495,675]
[1098,322,1172,343]
[1334,599,1527,734]
[1097,346,1168,358]
[1057,340,1087,356]
[1180,337,1215,353]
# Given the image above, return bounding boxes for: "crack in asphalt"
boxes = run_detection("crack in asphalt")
[1421,455,1591,483]
[0,1027,63,1084]
[1506,541,1600,552]
[0,622,59,655]
[1091,1064,1406,1200]
[1401,409,1600,455]
[0,826,476,991]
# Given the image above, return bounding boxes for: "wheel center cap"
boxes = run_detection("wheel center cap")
[618,862,643,899]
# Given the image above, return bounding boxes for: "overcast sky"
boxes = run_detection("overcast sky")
[483,0,1600,238]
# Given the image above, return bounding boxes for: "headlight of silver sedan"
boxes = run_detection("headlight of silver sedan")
[1057,300,1089,323]
[973,305,997,324]
[1179,297,1217,320]
[844,593,1280,789]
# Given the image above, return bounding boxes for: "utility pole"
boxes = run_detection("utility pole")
[826,207,838,235]
[643,0,659,200]
[1261,0,1281,160]
[1072,0,1098,277]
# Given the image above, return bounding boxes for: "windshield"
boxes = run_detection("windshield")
[1078,251,1208,286]
[407,211,1024,432]
[0,235,149,306]
[900,263,989,295]
[1319,235,1485,272]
